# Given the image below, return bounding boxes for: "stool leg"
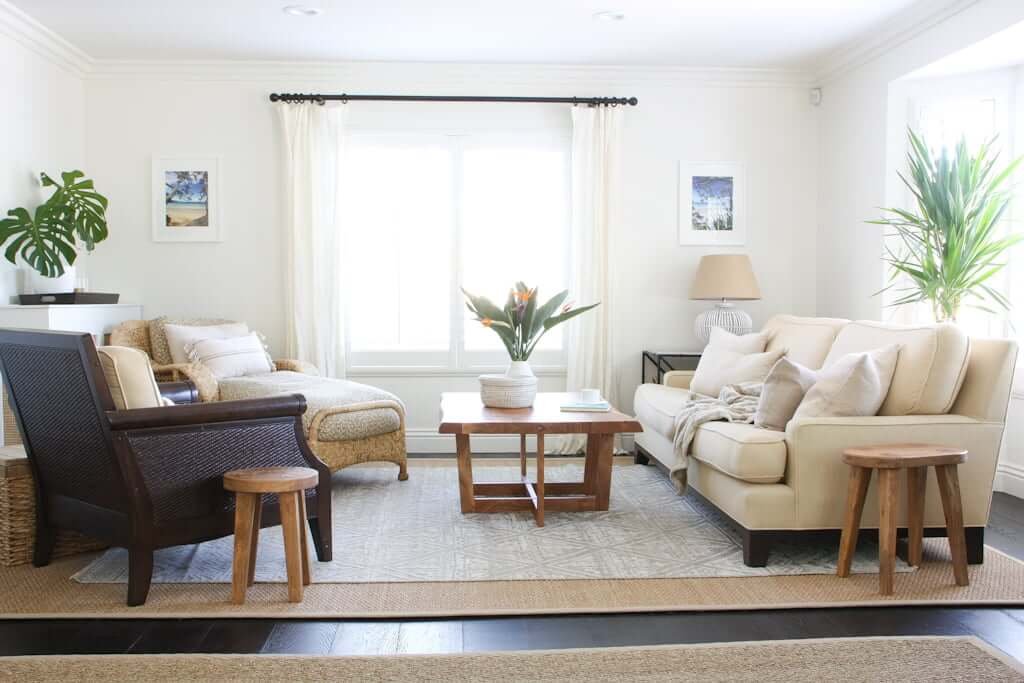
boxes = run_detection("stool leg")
[906,467,927,567]
[878,468,899,596]
[247,499,262,587]
[279,491,305,603]
[837,466,871,578]
[298,491,311,586]
[231,493,258,604]
[935,464,970,587]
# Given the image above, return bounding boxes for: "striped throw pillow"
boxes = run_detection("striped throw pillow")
[185,332,273,379]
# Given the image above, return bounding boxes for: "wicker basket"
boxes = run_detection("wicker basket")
[479,374,538,408]
[0,446,106,567]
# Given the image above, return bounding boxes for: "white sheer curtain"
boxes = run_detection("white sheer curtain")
[276,102,347,377]
[553,105,623,454]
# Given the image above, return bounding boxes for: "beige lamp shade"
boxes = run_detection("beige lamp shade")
[689,254,761,301]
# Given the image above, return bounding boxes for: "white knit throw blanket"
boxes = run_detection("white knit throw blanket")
[670,382,762,493]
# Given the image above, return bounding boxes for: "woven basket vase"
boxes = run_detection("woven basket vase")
[479,374,538,408]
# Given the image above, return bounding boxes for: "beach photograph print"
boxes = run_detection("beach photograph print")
[164,171,209,227]
[691,175,734,231]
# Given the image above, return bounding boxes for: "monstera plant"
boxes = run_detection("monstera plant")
[0,170,109,278]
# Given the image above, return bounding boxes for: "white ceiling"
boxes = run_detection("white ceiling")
[15,0,932,69]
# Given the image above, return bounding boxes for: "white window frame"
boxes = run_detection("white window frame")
[342,128,572,377]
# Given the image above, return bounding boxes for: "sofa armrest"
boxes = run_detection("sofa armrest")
[274,358,320,376]
[784,414,1005,528]
[663,371,694,390]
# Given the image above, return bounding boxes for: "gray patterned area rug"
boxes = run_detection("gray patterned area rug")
[73,460,910,584]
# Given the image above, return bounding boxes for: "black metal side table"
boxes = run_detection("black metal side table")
[641,351,703,385]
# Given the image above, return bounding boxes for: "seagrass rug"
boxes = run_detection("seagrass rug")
[1,459,1023,618]
[2,637,1021,681]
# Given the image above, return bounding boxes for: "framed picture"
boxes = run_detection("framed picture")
[678,162,745,246]
[152,156,222,242]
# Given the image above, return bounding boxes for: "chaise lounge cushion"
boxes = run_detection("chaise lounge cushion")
[690,422,788,484]
[218,371,403,441]
[822,321,970,415]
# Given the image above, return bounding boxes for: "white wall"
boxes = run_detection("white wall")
[0,4,86,301]
[82,63,818,450]
[816,0,1024,496]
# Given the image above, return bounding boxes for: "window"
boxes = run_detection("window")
[341,130,571,372]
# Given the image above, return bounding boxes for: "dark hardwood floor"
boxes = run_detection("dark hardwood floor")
[2,492,1022,663]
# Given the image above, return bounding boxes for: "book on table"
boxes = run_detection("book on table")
[560,399,611,412]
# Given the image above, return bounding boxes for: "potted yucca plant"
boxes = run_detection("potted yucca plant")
[463,283,599,407]
[871,129,1022,322]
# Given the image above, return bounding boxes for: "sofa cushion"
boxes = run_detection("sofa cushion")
[633,383,694,440]
[823,321,970,415]
[690,422,788,484]
[218,371,403,441]
[762,314,848,369]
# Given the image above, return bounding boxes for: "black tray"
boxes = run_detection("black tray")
[18,292,120,305]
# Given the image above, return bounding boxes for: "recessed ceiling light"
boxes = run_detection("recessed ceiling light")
[282,5,322,16]
[593,10,626,22]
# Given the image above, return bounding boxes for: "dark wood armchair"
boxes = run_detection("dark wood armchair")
[0,328,332,606]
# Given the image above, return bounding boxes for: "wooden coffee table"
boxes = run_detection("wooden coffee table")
[438,392,642,527]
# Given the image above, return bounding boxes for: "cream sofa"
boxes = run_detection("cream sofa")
[633,315,1017,566]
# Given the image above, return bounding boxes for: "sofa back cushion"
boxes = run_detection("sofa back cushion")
[762,315,848,369]
[822,321,969,415]
[794,345,900,419]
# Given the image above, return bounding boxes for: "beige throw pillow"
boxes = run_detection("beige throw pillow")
[186,332,274,379]
[754,356,819,431]
[163,322,250,365]
[691,348,787,398]
[707,327,770,354]
[793,344,901,420]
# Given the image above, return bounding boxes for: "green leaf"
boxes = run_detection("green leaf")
[0,205,74,277]
[43,170,109,251]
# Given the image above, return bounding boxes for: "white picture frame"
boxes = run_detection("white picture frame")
[678,162,745,246]
[151,156,222,242]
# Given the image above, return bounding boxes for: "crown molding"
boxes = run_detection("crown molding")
[84,59,815,89]
[813,0,981,84]
[0,0,92,76]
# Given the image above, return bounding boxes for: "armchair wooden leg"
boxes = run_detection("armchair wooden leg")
[127,546,154,607]
[314,489,333,562]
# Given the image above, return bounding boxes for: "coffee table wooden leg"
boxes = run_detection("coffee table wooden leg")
[298,491,311,586]
[878,468,899,596]
[906,467,927,567]
[935,464,969,586]
[837,465,871,578]
[279,491,305,603]
[520,433,527,478]
[456,434,475,513]
[535,433,545,527]
[231,492,257,604]
[583,434,599,495]
[247,497,262,587]
[593,433,614,511]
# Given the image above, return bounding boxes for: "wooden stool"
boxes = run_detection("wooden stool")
[223,467,319,604]
[837,444,969,596]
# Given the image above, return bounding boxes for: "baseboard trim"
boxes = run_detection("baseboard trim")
[995,462,1024,499]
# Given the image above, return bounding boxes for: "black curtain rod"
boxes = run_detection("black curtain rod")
[269,93,637,106]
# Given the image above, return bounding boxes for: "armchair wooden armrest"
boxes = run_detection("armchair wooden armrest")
[151,362,219,402]
[108,394,307,431]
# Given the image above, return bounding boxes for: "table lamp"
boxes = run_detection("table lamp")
[689,254,761,345]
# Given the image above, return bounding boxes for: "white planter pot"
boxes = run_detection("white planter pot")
[479,360,538,408]
[27,266,76,295]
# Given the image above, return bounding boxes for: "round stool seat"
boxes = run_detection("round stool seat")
[842,443,967,469]
[224,466,318,494]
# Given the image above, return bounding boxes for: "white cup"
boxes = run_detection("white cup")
[580,388,601,403]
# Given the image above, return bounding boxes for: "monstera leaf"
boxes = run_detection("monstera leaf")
[0,205,77,277]
[41,170,109,251]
